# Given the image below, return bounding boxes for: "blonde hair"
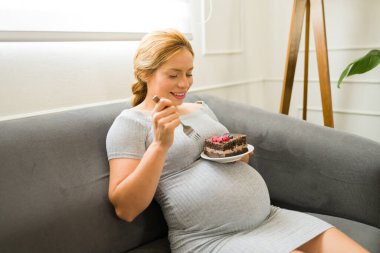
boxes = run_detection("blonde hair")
[131,29,194,107]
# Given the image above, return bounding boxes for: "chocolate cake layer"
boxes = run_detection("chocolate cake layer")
[204,134,248,158]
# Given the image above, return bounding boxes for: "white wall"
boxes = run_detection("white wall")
[0,41,138,115]
[0,0,379,142]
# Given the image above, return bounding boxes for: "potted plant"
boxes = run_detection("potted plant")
[338,49,380,88]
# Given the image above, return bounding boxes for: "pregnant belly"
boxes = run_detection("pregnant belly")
[156,160,271,233]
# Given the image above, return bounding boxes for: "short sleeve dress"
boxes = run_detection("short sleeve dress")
[106,102,333,253]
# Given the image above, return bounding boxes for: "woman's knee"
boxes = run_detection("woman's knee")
[297,227,369,253]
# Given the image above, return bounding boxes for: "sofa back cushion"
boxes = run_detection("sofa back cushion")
[0,102,167,253]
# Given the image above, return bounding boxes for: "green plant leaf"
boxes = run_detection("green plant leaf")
[337,63,353,88]
[337,49,380,88]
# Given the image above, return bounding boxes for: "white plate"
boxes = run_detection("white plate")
[201,144,254,163]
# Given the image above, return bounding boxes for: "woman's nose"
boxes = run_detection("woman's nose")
[178,75,191,88]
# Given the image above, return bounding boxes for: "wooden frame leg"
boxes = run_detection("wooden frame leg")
[280,0,307,115]
[310,0,334,127]
[303,0,310,120]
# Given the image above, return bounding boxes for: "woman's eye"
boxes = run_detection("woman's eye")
[169,75,178,78]
[186,73,193,77]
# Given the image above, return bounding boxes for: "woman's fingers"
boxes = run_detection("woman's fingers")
[151,97,179,126]
[152,106,176,120]
[240,153,250,163]
[152,97,172,114]
[240,150,254,163]
[151,95,180,147]
[151,97,180,133]
[156,112,180,129]
[152,106,178,130]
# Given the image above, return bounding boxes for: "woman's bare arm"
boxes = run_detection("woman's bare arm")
[108,143,168,222]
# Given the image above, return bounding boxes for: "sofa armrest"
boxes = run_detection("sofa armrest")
[194,94,380,228]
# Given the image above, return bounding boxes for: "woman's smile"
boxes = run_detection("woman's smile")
[170,92,187,100]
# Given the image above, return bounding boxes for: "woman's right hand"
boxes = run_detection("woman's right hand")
[151,97,181,150]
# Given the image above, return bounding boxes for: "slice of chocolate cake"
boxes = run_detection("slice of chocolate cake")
[204,133,248,158]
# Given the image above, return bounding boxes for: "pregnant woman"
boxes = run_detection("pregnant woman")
[106,29,368,253]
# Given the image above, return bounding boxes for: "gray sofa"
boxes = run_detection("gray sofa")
[0,94,379,253]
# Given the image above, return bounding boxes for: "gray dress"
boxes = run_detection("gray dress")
[106,102,333,253]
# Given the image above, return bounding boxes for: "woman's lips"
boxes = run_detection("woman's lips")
[170,92,186,99]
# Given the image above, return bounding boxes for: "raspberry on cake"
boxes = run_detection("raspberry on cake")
[204,133,248,158]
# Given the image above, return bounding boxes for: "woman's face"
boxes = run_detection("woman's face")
[147,48,194,106]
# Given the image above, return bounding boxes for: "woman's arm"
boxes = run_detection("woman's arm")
[108,143,168,222]
[108,98,180,222]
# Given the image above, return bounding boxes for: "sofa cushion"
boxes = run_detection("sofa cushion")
[0,102,168,253]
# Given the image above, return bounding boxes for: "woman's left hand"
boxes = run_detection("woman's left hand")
[240,150,253,164]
